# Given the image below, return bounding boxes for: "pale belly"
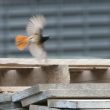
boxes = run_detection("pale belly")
[28,43,47,60]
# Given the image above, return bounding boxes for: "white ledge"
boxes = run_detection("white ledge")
[0,58,110,67]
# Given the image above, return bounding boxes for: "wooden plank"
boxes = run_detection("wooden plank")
[48,99,110,109]
[0,93,12,103]
[22,89,110,107]
[29,105,60,110]
[0,87,30,92]
[21,83,110,107]
[80,108,109,110]
[13,84,80,102]
[1,108,28,110]
[0,102,21,109]
[0,58,110,67]
[48,99,76,108]
[12,85,42,102]
[13,83,110,102]
[70,67,108,71]
[0,66,108,70]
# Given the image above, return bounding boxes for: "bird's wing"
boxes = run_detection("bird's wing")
[28,43,47,60]
[26,15,46,36]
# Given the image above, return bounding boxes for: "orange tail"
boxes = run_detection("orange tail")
[16,35,29,51]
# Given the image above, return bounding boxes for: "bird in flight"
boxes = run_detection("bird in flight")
[15,15,49,62]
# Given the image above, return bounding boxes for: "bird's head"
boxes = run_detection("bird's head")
[28,36,35,42]
[28,34,40,44]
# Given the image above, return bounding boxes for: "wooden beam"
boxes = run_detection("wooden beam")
[29,105,60,110]
[0,87,30,92]
[0,93,12,102]
[0,58,109,85]
[18,83,110,107]
[47,99,110,109]
[0,102,21,109]
[21,89,110,107]
[0,58,110,67]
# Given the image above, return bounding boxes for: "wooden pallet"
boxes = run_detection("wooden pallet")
[0,58,110,85]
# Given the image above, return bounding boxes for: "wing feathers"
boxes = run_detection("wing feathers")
[26,15,46,36]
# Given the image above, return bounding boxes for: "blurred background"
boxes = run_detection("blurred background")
[0,0,110,58]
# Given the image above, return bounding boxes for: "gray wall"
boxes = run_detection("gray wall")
[0,0,110,58]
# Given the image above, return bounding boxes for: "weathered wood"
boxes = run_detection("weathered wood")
[13,83,110,102]
[0,102,21,109]
[0,65,70,86]
[12,86,41,102]
[29,105,60,110]
[80,108,108,110]
[20,83,110,107]
[0,58,110,85]
[0,68,48,86]
[48,99,110,109]
[80,108,109,110]
[48,99,76,108]
[1,108,28,110]
[41,65,70,83]
[0,93,13,103]
[21,90,110,107]
[70,67,108,71]
[0,58,110,67]
[0,68,109,86]
[0,87,30,92]
[13,84,80,102]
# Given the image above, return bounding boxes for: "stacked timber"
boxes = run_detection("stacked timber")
[0,87,29,110]
[0,83,109,110]
[0,59,110,109]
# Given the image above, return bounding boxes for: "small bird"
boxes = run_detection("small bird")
[15,15,49,62]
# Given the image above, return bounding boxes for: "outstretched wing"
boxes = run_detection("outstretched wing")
[26,15,46,36]
[27,15,47,61]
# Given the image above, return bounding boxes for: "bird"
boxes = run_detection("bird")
[15,15,49,62]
